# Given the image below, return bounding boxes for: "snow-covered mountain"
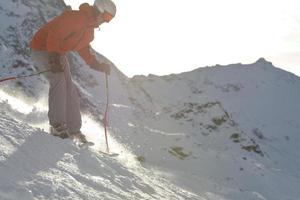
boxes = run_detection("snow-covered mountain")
[1,0,300,200]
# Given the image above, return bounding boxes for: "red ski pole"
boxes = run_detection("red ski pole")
[103,73,110,153]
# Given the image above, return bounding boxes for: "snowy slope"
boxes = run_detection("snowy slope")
[0,103,201,200]
[1,0,300,200]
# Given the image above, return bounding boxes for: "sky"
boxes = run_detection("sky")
[64,0,300,78]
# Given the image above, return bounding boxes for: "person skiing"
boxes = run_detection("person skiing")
[29,0,116,144]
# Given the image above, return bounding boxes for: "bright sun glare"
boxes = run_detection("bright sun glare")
[64,0,300,77]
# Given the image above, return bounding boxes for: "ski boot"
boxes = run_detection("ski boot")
[50,123,69,139]
[70,131,94,147]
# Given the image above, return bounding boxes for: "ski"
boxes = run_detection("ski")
[73,140,95,148]
[78,141,95,147]
[98,151,119,157]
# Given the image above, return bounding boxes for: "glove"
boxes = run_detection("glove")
[48,53,65,73]
[89,60,111,75]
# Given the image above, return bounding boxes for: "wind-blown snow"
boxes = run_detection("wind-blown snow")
[0,0,300,200]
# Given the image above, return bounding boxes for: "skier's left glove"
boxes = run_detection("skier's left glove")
[89,60,111,75]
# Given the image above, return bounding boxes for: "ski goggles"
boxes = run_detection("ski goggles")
[102,12,114,23]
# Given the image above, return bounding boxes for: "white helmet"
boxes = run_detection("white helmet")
[94,0,116,17]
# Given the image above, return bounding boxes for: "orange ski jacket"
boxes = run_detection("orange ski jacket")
[29,3,98,64]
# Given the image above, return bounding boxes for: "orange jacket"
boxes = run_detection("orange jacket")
[29,3,97,64]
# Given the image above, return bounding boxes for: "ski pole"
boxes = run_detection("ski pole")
[103,73,110,153]
[0,69,51,83]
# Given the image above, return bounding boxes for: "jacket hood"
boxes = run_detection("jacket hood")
[79,3,97,27]
[79,3,92,13]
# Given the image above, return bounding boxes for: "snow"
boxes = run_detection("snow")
[1,0,300,199]
[0,99,201,200]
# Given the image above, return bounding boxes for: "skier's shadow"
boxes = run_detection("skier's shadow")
[0,131,70,190]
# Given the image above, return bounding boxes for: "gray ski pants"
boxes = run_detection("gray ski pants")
[31,50,82,133]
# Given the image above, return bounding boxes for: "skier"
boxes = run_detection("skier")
[29,0,116,144]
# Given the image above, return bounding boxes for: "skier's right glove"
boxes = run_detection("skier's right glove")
[48,53,65,73]
[89,60,111,75]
